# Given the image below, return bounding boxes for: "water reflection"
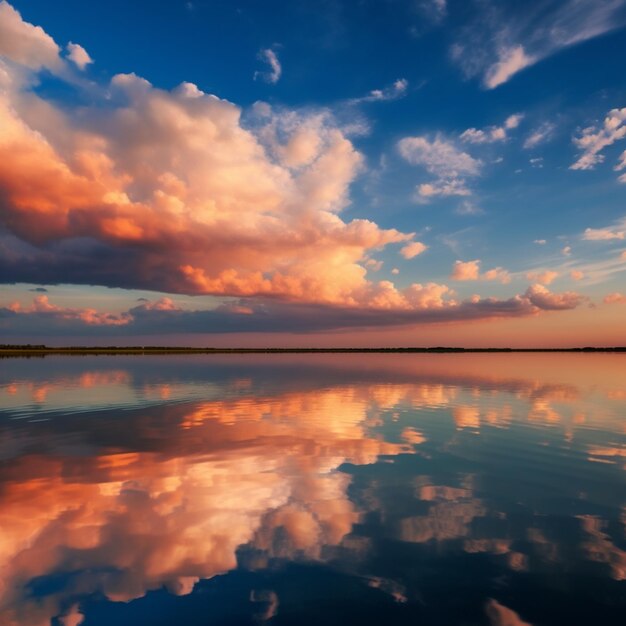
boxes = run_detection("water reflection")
[0,354,625,625]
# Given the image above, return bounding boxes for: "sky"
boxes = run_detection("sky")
[0,0,626,347]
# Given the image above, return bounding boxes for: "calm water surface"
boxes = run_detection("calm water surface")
[1,353,625,625]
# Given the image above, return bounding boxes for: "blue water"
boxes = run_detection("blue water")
[0,353,625,625]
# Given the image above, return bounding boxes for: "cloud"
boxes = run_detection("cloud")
[254,47,282,84]
[485,599,532,626]
[615,150,626,182]
[1,8,449,314]
[524,283,584,310]
[562,245,572,256]
[571,108,626,172]
[570,270,584,281]
[5,295,131,326]
[460,113,523,145]
[525,270,558,285]
[533,239,547,245]
[0,283,586,337]
[455,201,484,216]
[582,222,626,241]
[0,2,592,336]
[451,0,626,89]
[400,241,428,259]
[524,122,555,149]
[398,135,481,201]
[66,42,92,70]
[28,286,48,292]
[484,45,536,89]
[451,260,511,284]
[417,179,471,198]
[604,292,626,304]
[451,259,480,281]
[0,1,62,71]
[349,78,408,104]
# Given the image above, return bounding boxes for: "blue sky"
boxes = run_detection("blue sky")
[1,0,626,345]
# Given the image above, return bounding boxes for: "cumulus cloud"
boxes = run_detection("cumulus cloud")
[571,108,626,172]
[460,113,523,144]
[398,135,481,201]
[451,260,480,281]
[451,260,511,284]
[0,2,590,335]
[0,1,61,71]
[400,241,428,259]
[525,270,558,285]
[66,42,92,70]
[254,47,282,84]
[0,7,444,314]
[524,283,585,310]
[451,0,626,89]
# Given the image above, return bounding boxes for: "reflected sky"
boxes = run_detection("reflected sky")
[0,354,625,625]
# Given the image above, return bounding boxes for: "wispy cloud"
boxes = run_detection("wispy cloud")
[582,217,626,241]
[349,78,409,104]
[254,47,282,84]
[451,0,626,89]
[524,122,556,149]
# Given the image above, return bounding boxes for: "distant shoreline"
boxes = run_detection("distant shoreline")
[1,345,626,357]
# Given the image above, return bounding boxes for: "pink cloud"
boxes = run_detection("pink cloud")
[400,241,428,259]
[525,270,558,285]
[604,292,626,304]
[451,260,511,284]
[451,260,481,281]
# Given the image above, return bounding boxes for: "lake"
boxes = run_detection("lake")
[1,353,625,625]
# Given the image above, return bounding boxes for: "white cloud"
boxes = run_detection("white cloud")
[534,239,547,245]
[350,78,408,104]
[571,108,626,172]
[398,135,481,201]
[66,42,92,70]
[582,219,626,240]
[0,0,61,71]
[615,149,626,182]
[451,0,626,89]
[460,113,523,144]
[254,47,282,84]
[417,179,471,199]
[398,136,481,177]
[484,45,536,89]
[455,201,485,216]
[523,122,555,149]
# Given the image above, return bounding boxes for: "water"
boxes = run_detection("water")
[1,353,625,626]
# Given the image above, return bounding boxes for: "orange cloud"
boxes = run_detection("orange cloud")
[604,292,626,304]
